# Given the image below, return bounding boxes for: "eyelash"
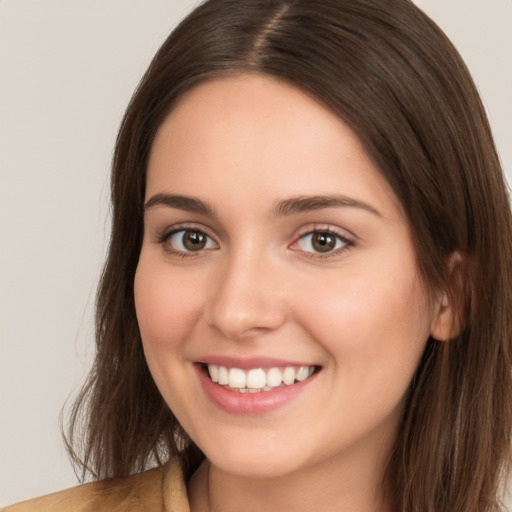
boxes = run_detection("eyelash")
[156,223,217,257]
[291,226,354,259]
[155,224,354,259]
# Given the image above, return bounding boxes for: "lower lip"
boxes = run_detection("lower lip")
[196,365,317,415]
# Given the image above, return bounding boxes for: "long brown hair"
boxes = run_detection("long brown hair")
[66,0,512,509]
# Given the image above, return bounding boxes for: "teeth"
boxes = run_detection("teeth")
[228,368,246,388]
[267,367,283,387]
[206,364,316,392]
[247,368,266,389]
[209,364,219,383]
[218,366,229,385]
[283,366,295,385]
[296,366,311,382]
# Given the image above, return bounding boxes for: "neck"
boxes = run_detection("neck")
[187,440,393,512]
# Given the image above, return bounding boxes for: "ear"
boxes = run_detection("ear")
[430,251,466,342]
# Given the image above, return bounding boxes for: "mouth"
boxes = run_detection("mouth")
[202,363,319,393]
[196,359,321,415]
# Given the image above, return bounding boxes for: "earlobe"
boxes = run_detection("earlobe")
[430,252,466,342]
[430,291,456,342]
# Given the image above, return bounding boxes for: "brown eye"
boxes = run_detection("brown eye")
[311,232,337,253]
[183,230,207,251]
[295,230,349,255]
[167,229,216,253]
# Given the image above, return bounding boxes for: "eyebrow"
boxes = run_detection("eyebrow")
[143,193,381,218]
[272,195,382,218]
[144,193,217,217]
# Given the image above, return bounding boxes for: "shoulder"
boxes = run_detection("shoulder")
[2,465,168,512]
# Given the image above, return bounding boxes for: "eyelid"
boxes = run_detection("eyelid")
[154,222,219,255]
[289,224,355,258]
[153,221,354,258]
[154,221,210,240]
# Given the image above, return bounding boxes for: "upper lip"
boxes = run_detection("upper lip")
[197,355,318,370]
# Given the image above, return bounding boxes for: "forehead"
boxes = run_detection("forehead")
[146,74,402,220]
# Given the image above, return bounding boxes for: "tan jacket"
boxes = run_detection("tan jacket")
[1,460,190,512]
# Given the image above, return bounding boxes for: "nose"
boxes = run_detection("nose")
[204,250,287,340]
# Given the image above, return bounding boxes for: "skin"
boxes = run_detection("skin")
[134,74,451,512]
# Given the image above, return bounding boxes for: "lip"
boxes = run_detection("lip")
[198,355,313,370]
[195,359,319,415]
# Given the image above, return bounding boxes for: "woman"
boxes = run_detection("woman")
[4,0,512,510]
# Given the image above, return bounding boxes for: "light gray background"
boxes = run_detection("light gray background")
[1,0,511,506]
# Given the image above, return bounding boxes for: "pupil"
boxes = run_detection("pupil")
[312,232,335,253]
[183,231,206,251]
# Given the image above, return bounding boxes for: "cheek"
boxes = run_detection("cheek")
[133,255,205,358]
[294,261,431,384]
[133,255,210,424]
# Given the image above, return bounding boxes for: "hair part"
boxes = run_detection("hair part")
[65,1,512,510]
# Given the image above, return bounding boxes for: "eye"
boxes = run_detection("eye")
[166,229,216,253]
[295,230,351,254]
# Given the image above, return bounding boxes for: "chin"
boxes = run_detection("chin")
[211,455,303,480]
[201,435,308,479]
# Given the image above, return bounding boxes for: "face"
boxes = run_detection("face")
[135,74,439,480]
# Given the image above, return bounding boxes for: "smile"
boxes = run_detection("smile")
[206,364,316,392]
[196,358,321,415]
